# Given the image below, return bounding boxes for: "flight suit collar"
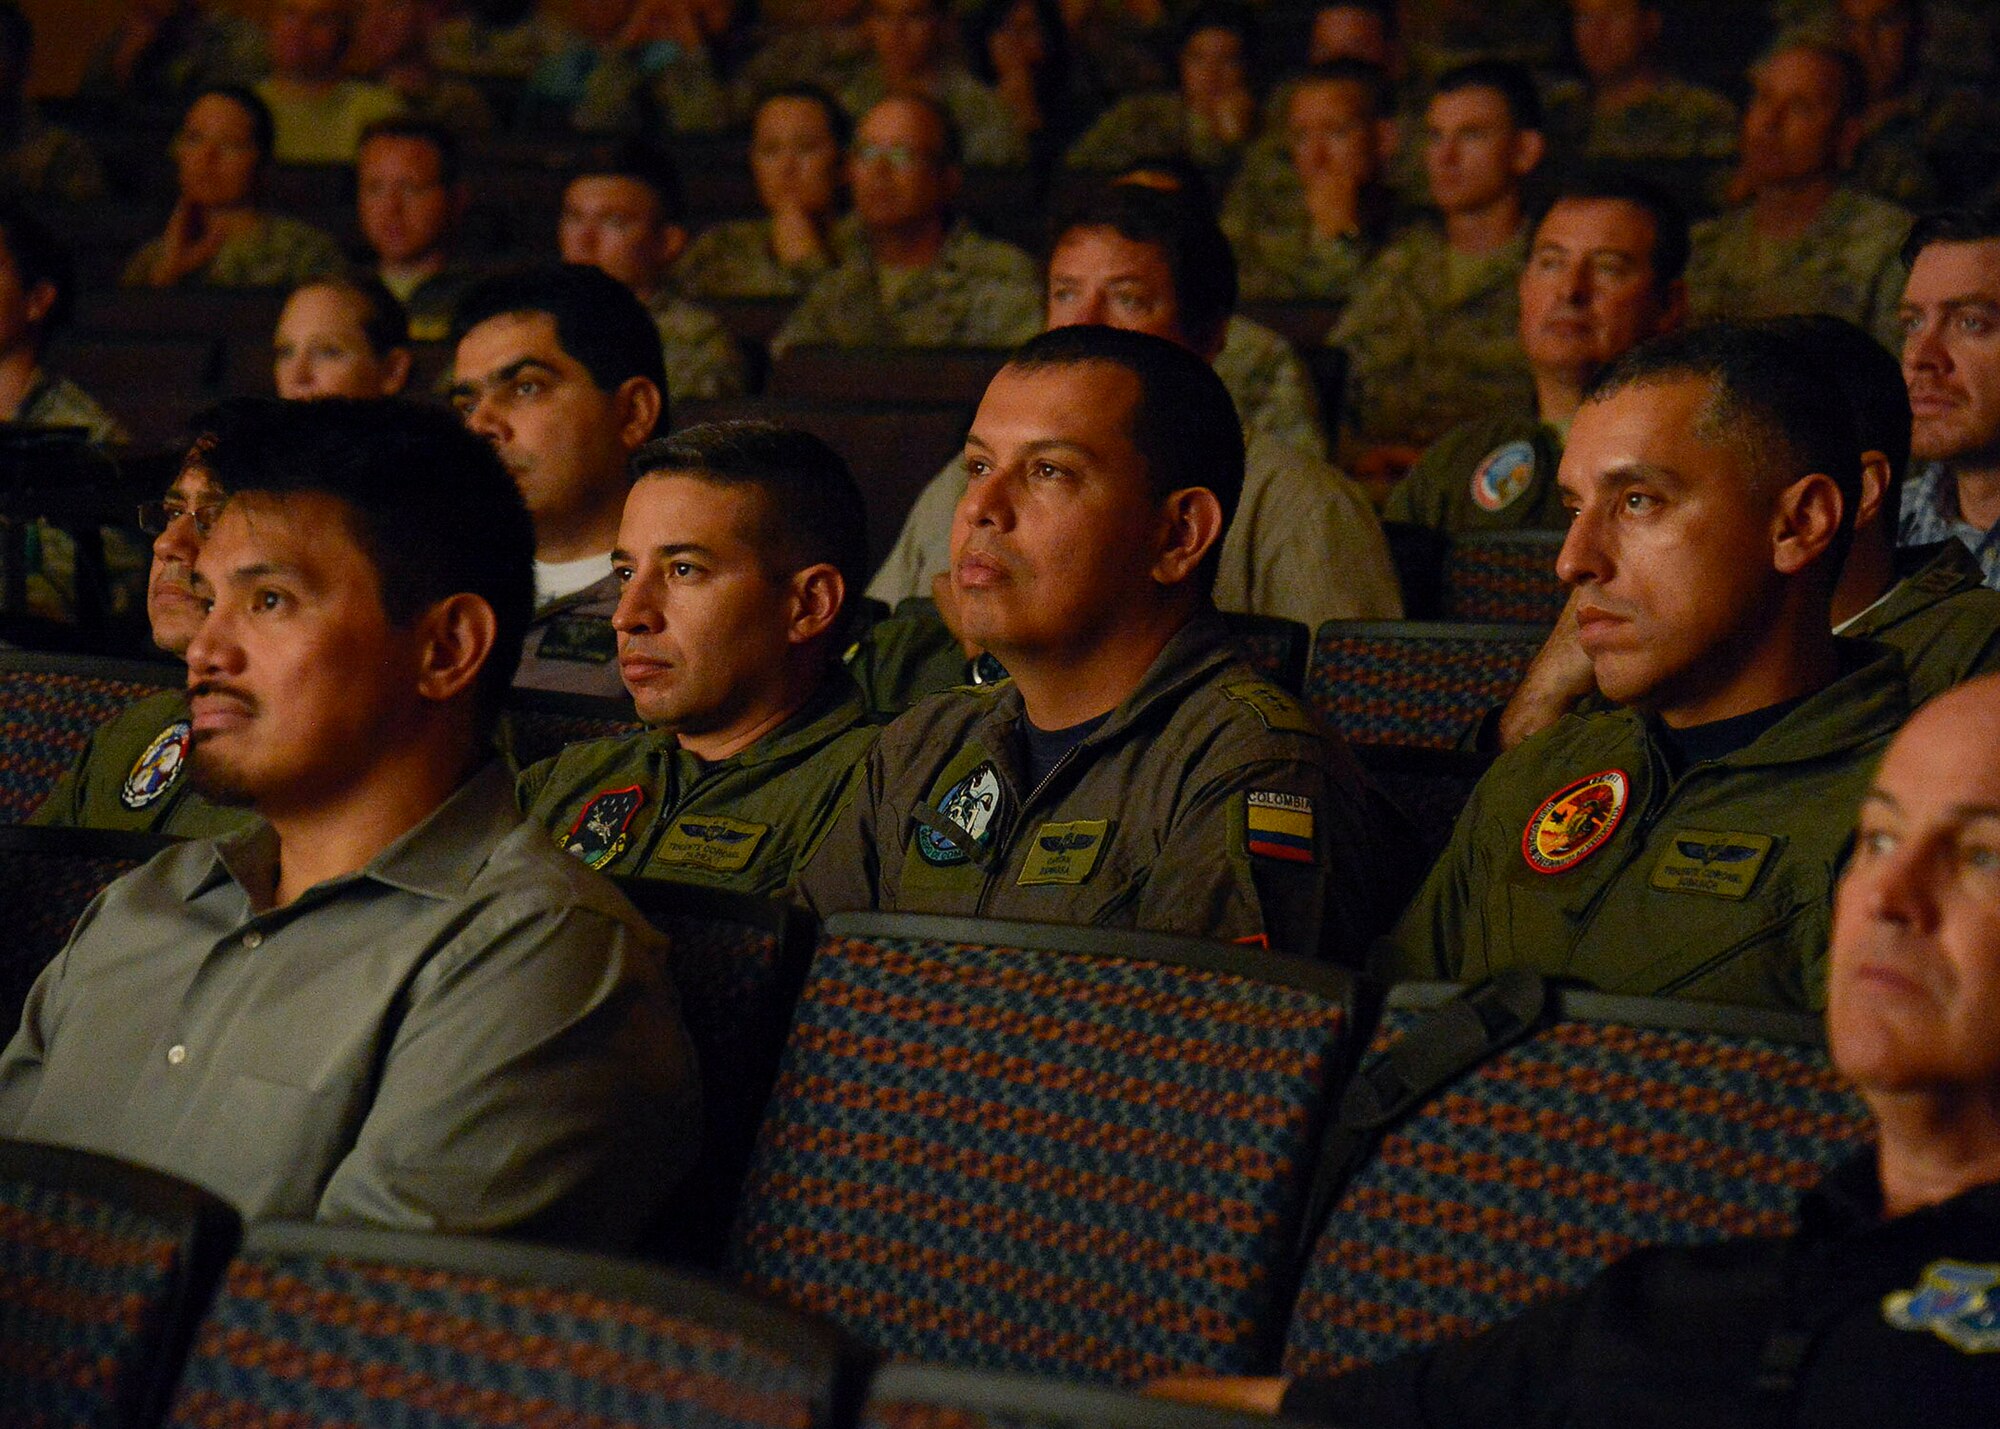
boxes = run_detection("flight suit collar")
[638,676,872,798]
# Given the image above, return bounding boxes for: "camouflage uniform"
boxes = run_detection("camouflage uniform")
[79,12,267,105]
[0,110,106,203]
[771,221,1042,353]
[648,292,748,401]
[17,374,126,447]
[254,78,405,164]
[837,65,1027,168]
[1063,91,1246,173]
[1219,168,1383,305]
[1841,540,2000,705]
[1685,188,1914,350]
[1383,413,1568,538]
[516,572,627,700]
[1376,641,1909,1011]
[120,214,347,290]
[388,74,497,135]
[1850,82,2000,211]
[9,373,140,627]
[737,23,871,104]
[516,680,878,894]
[865,434,1403,628]
[529,39,742,136]
[1215,315,1330,459]
[1896,461,2000,591]
[383,264,484,346]
[798,609,1411,964]
[1329,224,1536,450]
[673,214,862,301]
[428,13,575,81]
[27,689,251,839]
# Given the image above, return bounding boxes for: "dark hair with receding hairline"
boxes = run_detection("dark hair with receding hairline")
[1900,200,2000,268]
[629,421,871,649]
[286,273,411,359]
[1756,313,1912,527]
[0,197,74,347]
[1048,181,1237,353]
[1533,169,1691,290]
[573,138,686,226]
[758,84,851,149]
[194,397,536,728]
[1434,58,1543,131]
[1586,322,1864,581]
[185,84,275,166]
[1291,58,1393,123]
[1002,324,1244,594]
[358,115,462,187]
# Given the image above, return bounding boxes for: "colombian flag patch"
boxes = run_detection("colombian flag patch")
[1246,790,1315,863]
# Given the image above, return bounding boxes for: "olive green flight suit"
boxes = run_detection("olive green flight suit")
[1377,641,1910,1011]
[1383,413,1568,538]
[798,612,1415,965]
[516,681,878,896]
[27,689,252,838]
[1844,540,2000,705]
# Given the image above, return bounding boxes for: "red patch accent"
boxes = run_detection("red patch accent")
[1521,769,1629,875]
[1232,933,1271,949]
[1247,839,1316,864]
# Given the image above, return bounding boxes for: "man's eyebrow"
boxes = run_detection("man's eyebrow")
[1860,789,2000,822]
[450,356,561,392]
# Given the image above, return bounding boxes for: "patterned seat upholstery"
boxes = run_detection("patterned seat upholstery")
[0,653,181,823]
[730,913,1355,1384]
[1282,984,1874,1378]
[1220,613,1310,696]
[166,1222,870,1428]
[1440,532,1568,625]
[1305,621,1544,750]
[0,825,179,1033]
[863,1363,1287,1429]
[500,687,641,770]
[613,880,817,1268]
[0,1138,240,1429]
[1351,746,1492,864]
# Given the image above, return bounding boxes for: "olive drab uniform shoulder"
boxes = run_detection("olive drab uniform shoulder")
[770,221,1043,354]
[1329,223,1536,450]
[516,571,627,700]
[120,214,346,290]
[1383,412,1568,537]
[674,215,862,301]
[647,292,749,402]
[1685,188,1915,351]
[1842,540,2000,705]
[798,612,1412,964]
[516,680,879,896]
[1219,163,1383,305]
[1062,91,1244,174]
[1377,640,1910,1011]
[27,688,254,838]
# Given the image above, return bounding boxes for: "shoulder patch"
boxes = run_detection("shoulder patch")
[561,785,646,869]
[1222,680,1316,734]
[1469,439,1538,512]
[120,718,192,810]
[653,815,770,875]
[1883,1260,2000,1353]
[1245,790,1315,863]
[1522,769,1628,874]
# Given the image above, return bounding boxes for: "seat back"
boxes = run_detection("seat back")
[500,687,641,770]
[1220,613,1310,696]
[1304,620,1544,750]
[166,1222,870,1428]
[0,1138,239,1429]
[863,1363,1291,1429]
[1351,745,1492,865]
[767,347,1012,406]
[0,825,179,1034]
[731,913,1354,1383]
[613,881,817,1268]
[0,651,182,822]
[1282,984,1873,1378]
[1439,532,1568,625]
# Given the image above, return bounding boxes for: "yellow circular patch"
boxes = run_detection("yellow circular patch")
[1522,769,1629,874]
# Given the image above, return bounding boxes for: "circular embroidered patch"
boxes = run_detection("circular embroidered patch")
[120,719,192,810]
[1522,769,1629,874]
[917,762,1003,866]
[563,785,646,870]
[1469,439,1538,512]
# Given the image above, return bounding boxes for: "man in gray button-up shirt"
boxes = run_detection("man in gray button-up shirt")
[0,398,697,1250]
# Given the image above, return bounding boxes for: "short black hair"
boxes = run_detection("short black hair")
[358,115,462,187]
[196,397,536,724]
[1049,181,1238,352]
[1900,200,2000,268]
[757,84,851,150]
[0,198,74,345]
[1180,2,1257,57]
[451,263,668,432]
[1535,169,1691,289]
[572,138,686,226]
[630,421,870,647]
[285,273,411,357]
[1434,58,1543,132]
[1315,0,1396,39]
[1588,322,1864,580]
[1758,313,1912,526]
[1003,324,1244,594]
[1291,58,1393,123]
[185,84,276,166]
[1760,38,1868,123]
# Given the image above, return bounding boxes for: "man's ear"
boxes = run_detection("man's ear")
[1510,127,1546,179]
[21,278,55,329]
[1150,486,1225,586]
[786,561,846,646]
[1373,116,1399,166]
[1771,471,1845,575]
[1850,452,1891,535]
[414,592,498,704]
[614,376,664,451]
[381,344,414,397]
[659,222,689,268]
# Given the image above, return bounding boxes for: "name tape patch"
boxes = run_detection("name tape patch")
[653,815,769,874]
[1018,819,1110,885]
[1650,830,1775,899]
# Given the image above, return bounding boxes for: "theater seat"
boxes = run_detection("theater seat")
[1440,531,1569,625]
[1304,620,1545,751]
[864,1362,1288,1429]
[0,651,182,822]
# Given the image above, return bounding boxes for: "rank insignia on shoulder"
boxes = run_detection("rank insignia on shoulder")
[916,761,1004,866]
[562,785,645,870]
[1522,769,1628,874]
[653,815,769,874]
[1882,1260,2000,1353]
[1650,830,1775,899]
[1470,439,1537,512]
[120,719,192,810]
[1223,681,1317,735]
[1246,791,1315,863]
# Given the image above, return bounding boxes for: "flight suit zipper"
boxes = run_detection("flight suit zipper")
[971,742,1087,918]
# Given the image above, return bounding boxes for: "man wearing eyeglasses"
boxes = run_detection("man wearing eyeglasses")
[770,94,1041,353]
[27,411,252,836]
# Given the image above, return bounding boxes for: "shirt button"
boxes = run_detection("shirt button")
[166,1044,186,1065]
[242,930,263,950]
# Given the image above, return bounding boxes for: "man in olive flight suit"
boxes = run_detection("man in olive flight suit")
[517,423,878,896]
[1381,323,1911,1011]
[800,325,1414,965]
